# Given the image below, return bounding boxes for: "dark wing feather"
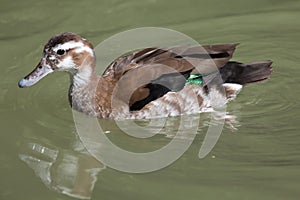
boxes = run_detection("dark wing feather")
[102,44,238,110]
[220,61,273,85]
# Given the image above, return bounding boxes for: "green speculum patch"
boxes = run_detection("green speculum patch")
[186,74,203,85]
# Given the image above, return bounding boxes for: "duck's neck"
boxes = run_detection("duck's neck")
[68,65,99,116]
[72,66,96,89]
[68,65,114,117]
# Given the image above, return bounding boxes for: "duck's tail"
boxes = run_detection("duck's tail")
[220,61,273,85]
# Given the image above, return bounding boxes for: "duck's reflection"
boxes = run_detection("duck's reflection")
[19,137,105,199]
[18,111,239,199]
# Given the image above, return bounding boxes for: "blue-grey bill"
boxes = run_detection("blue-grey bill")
[18,65,54,88]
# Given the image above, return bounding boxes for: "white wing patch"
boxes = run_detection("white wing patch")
[223,83,243,101]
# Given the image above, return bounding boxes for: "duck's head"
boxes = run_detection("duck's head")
[18,32,95,88]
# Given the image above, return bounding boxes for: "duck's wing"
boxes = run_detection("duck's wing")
[103,44,238,111]
[103,43,238,77]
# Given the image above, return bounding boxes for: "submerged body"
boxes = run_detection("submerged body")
[18,32,272,119]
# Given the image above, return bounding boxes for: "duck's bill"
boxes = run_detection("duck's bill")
[18,62,54,88]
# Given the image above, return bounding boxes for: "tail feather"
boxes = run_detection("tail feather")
[220,61,273,85]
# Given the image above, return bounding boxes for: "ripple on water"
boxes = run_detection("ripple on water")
[13,75,73,132]
[230,74,299,123]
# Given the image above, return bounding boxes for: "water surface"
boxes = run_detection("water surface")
[1,0,300,199]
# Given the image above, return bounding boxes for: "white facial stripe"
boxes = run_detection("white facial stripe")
[75,46,94,56]
[53,41,94,56]
[53,41,84,51]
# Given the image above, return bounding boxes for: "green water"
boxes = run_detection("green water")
[1,0,300,199]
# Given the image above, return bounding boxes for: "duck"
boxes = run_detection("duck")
[18,32,272,119]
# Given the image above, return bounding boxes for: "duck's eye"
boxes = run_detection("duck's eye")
[56,49,65,55]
